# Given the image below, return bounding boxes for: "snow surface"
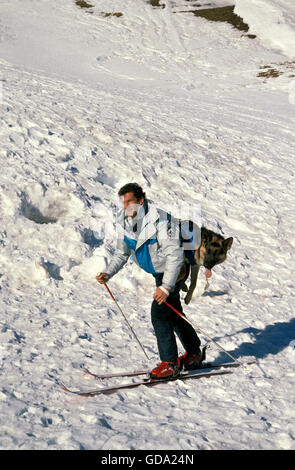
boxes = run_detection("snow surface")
[0,0,295,450]
[235,0,295,59]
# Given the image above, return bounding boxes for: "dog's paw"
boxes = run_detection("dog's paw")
[181,283,188,292]
[184,294,192,305]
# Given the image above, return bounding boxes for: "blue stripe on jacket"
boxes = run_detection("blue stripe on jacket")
[124,235,157,274]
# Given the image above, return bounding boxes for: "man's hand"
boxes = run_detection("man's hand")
[153,287,169,305]
[96,272,110,284]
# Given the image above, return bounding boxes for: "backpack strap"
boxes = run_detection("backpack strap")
[179,219,197,265]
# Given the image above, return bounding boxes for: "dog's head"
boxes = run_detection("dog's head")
[197,227,233,272]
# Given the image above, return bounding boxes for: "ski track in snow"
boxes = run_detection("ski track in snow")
[0,0,295,450]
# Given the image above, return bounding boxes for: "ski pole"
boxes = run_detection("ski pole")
[100,280,150,361]
[164,301,244,366]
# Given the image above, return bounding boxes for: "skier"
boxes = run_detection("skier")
[96,183,202,379]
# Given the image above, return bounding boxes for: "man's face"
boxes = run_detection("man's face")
[121,192,144,218]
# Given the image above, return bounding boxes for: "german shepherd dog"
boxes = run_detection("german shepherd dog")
[177,226,233,304]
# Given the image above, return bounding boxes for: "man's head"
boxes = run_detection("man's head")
[118,183,146,218]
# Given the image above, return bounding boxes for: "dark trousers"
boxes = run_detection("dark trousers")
[151,273,201,362]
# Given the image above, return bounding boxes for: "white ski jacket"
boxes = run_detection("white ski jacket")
[105,199,184,291]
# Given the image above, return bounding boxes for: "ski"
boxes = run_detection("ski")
[61,368,232,397]
[83,359,256,380]
[83,367,148,379]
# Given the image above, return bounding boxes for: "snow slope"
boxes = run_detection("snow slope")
[235,0,295,59]
[0,0,295,450]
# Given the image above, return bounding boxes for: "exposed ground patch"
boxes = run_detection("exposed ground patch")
[75,1,123,17]
[75,1,94,9]
[147,0,166,8]
[145,1,253,36]
[257,61,295,81]
[177,5,250,34]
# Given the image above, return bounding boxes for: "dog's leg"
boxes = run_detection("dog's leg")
[184,264,200,305]
[180,261,190,292]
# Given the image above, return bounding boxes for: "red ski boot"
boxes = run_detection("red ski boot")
[178,346,206,371]
[150,361,180,380]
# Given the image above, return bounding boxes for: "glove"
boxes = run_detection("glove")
[96,272,110,284]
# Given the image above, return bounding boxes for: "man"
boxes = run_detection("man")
[97,183,202,379]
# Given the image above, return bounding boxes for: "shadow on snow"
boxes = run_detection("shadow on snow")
[213,317,295,362]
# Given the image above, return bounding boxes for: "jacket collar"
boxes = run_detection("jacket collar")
[136,200,159,250]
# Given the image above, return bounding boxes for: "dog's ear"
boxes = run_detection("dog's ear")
[223,237,233,251]
[201,226,210,241]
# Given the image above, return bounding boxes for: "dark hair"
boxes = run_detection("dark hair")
[118,183,146,201]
